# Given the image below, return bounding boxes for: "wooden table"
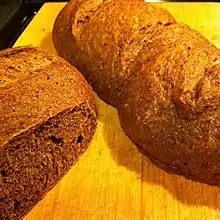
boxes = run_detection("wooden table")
[14,3,220,220]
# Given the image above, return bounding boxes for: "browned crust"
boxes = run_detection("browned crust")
[52,0,106,73]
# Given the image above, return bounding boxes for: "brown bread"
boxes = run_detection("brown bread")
[0,46,97,219]
[53,0,220,186]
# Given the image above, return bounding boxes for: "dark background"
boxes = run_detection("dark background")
[0,0,69,49]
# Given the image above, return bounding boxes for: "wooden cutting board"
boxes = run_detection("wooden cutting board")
[14,3,220,220]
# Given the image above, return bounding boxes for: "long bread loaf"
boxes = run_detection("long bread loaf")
[53,0,220,186]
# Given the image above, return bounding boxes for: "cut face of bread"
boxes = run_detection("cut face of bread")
[0,102,96,219]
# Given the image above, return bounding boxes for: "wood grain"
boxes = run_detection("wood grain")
[14,3,220,220]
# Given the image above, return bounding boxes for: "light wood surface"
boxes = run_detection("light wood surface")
[14,3,220,220]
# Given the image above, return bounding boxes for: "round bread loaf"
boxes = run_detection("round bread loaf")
[0,46,97,219]
[53,0,220,186]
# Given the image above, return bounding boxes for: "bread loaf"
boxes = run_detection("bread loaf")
[53,0,220,186]
[0,46,97,219]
